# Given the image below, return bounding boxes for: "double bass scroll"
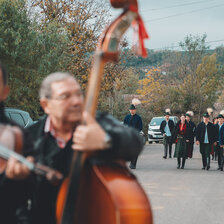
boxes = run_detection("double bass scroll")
[56,0,152,223]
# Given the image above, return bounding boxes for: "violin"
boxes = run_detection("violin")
[56,0,152,223]
[0,124,62,183]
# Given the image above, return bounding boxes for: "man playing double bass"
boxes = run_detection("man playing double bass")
[0,62,32,224]
[7,72,144,224]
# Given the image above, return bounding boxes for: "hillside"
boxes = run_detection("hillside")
[120,47,224,79]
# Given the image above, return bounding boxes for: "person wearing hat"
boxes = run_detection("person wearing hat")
[196,112,217,170]
[214,114,224,170]
[185,112,196,158]
[160,112,174,159]
[124,104,143,169]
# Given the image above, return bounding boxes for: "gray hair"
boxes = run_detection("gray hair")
[39,72,76,99]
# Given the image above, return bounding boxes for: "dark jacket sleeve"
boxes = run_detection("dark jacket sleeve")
[160,120,165,135]
[210,123,217,144]
[214,124,219,143]
[188,121,196,143]
[137,115,143,132]
[171,122,179,143]
[169,120,175,133]
[196,123,202,142]
[192,122,196,137]
[123,115,128,125]
[185,123,191,141]
[96,112,144,161]
[220,125,224,146]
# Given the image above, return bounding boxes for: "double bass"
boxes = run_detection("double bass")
[56,0,153,223]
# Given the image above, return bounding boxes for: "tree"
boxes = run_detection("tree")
[98,67,140,116]
[174,34,209,109]
[136,67,167,114]
[181,53,219,119]
[0,0,70,118]
[136,35,222,121]
[30,0,111,90]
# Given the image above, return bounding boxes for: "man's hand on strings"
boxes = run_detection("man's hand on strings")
[72,112,108,151]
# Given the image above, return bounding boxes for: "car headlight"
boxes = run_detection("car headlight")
[148,128,152,131]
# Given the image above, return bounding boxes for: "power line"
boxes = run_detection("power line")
[206,39,224,44]
[141,0,217,13]
[150,39,224,51]
[145,3,224,23]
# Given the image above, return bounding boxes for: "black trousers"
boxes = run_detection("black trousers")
[130,156,138,168]
[186,142,194,158]
[163,135,172,157]
[177,157,186,168]
[216,145,224,168]
[200,143,211,168]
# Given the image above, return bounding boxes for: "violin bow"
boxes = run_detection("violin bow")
[58,1,149,223]
[0,143,63,183]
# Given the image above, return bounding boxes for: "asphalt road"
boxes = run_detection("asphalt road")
[130,143,224,224]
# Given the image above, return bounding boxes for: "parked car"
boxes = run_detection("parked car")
[4,108,34,128]
[148,116,178,143]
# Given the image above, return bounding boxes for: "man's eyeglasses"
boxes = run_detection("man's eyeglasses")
[49,92,83,101]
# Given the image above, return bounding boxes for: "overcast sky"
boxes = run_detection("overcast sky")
[110,0,224,50]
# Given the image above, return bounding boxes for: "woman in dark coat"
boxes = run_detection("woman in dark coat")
[172,114,191,169]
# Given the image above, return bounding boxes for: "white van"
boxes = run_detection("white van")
[148,116,178,143]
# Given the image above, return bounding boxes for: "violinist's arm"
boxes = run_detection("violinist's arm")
[4,128,34,180]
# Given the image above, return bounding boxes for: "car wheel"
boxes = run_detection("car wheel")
[148,141,152,144]
[155,141,159,143]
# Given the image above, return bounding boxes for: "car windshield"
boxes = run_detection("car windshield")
[150,118,164,126]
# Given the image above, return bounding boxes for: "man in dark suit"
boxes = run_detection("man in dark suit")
[124,104,143,169]
[160,112,174,159]
[214,114,224,171]
[219,116,224,171]
[196,112,217,170]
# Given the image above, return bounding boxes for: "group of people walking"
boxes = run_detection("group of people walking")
[160,111,224,171]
